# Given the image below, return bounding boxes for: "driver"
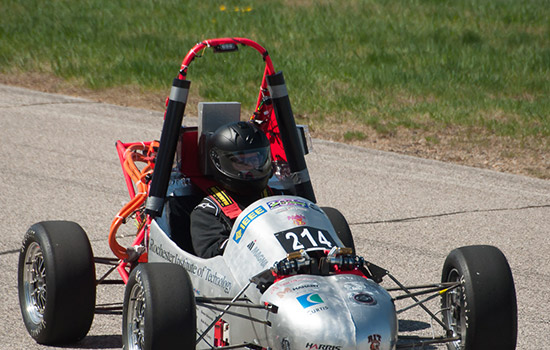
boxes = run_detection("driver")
[190,121,273,258]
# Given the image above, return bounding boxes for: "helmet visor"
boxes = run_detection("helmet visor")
[215,147,272,180]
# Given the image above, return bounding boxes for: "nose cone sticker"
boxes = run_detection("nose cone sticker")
[297,293,324,308]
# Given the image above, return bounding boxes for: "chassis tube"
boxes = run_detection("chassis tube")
[145,78,191,217]
[267,71,316,203]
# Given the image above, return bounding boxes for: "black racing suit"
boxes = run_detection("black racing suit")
[190,191,264,258]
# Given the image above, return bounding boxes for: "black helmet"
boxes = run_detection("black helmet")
[209,121,272,195]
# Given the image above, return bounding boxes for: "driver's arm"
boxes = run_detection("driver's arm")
[190,198,233,258]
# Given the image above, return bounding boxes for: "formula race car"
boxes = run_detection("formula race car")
[18,38,517,350]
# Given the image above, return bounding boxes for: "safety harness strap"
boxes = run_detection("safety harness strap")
[207,186,242,220]
[206,186,272,220]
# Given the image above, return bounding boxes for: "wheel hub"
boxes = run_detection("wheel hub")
[23,242,47,324]
[444,268,466,350]
[127,283,146,350]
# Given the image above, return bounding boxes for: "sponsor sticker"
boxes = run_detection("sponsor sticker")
[368,334,382,350]
[275,283,320,298]
[233,205,267,243]
[267,198,309,210]
[288,214,306,226]
[343,282,368,291]
[149,238,233,293]
[305,344,342,350]
[246,240,269,268]
[277,287,292,298]
[297,293,324,308]
[292,282,319,292]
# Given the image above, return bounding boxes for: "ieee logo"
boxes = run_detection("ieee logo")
[233,206,267,243]
[296,293,324,308]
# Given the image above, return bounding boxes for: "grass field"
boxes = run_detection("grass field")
[1,0,549,177]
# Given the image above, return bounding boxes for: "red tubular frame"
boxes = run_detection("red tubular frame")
[177,38,287,162]
[111,141,154,282]
[110,38,278,283]
[178,38,275,116]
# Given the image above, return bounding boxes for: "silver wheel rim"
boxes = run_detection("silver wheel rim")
[126,282,146,350]
[22,242,47,325]
[444,268,466,350]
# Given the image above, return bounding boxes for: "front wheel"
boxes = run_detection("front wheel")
[322,206,355,253]
[123,263,196,350]
[441,245,517,350]
[18,221,96,344]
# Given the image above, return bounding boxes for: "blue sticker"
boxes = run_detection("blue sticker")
[266,198,309,210]
[296,293,324,308]
[233,206,267,243]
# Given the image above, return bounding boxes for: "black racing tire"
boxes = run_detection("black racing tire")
[441,245,517,350]
[18,221,96,344]
[321,206,355,253]
[122,263,196,350]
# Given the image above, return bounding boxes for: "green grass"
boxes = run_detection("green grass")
[344,131,367,142]
[1,0,549,139]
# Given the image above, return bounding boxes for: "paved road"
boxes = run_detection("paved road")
[1,84,549,349]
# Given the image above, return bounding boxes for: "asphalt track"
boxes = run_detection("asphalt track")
[1,84,549,349]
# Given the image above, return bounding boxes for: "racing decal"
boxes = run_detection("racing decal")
[275,282,320,298]
[343,282,368,291]
[305,344,342,350]
[268,276,319,297]
[149,237,200,274]
[149,238,233,293]
[288,214,306,226]
[267,198,309,210]
[276,288,292,298]
[368,334,382,350]
[292,282,319,292]
[274,227,337,252]
[266,198,324,214]
[201,267,233,293]
[233,205,267,243]
[246,240,269,268]
[277,276,318,286]
[296,293,324,308]
[199,308,216,330]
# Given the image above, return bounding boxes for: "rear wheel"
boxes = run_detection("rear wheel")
[322,207,355,253]
[18,221,96,344]
[441,245,517,350]
[123,263,196,350]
